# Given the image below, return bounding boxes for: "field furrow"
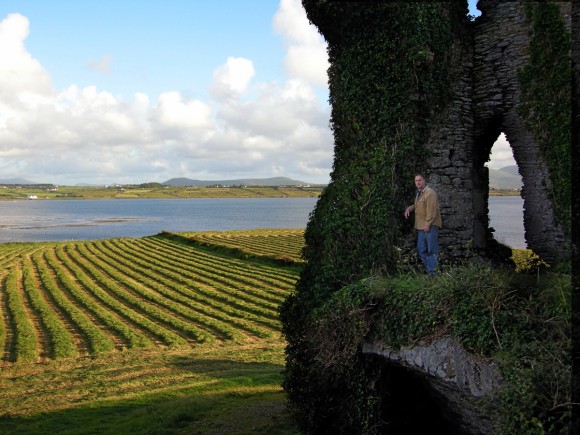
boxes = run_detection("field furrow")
[102,239,282,330]
[38,249,117,354]
[131,244,289,316]
[116,238,290,313]
[183,229,305,262]
[4,262,39,362]
[29,250,92,357]
[54,245,186,348]
[73,243,244,342]
[21,257,77,360]
[144,235,298,293]
[157,233,302,279]
[0,273,14,363]
[90,240,280,339]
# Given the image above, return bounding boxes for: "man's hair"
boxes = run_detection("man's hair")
[414,173,426,180]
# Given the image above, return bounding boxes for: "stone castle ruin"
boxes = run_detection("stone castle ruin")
[415,0,571,263]
[281,1,573,433]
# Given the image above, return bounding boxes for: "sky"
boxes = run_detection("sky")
[0,0,511,186]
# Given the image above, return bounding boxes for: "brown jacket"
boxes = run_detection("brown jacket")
[408,186,442,230]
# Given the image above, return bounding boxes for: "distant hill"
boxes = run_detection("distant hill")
[162,176,317,187]
[489,167,522,189]
[0,177,38,185]
[499,165,520,177]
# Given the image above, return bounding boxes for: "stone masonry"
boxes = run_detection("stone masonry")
[421,0,570,263]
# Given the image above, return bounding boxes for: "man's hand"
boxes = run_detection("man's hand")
[404,207,411,219]
[423,225,430,232]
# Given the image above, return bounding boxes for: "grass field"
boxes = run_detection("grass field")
[0,230,304,434]
[0,185,322,201]
[1,228,544,434]
[0,183,516,204]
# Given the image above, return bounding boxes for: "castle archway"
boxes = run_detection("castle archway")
[486,133,525,249]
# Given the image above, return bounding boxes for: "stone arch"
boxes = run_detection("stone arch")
[478,132,525,248]
[363,338,502,435]
[471,0,569,262]
[371,362,457,433]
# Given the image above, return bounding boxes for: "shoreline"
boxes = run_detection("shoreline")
[1,185,520,200]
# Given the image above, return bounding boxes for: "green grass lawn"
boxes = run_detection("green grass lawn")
[0,185,322,200]
[0,343,297,435]
[0,231,304,434]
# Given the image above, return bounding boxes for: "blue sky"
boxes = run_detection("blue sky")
[11,1,284,101]
[1,0,512,186]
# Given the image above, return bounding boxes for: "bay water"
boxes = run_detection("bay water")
[0,196,525,248]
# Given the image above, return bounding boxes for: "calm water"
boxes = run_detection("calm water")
[488,195,526,248]
[0,198,318,243]
[0,196,525,247]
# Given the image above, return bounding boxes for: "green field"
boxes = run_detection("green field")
[0,185,323,200]
[0,230,304,434]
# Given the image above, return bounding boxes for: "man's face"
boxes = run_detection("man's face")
[414,176,425,190]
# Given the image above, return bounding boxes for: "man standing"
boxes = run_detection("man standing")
[404,173,442,276]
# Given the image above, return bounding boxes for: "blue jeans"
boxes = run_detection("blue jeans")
[417,226,439,275]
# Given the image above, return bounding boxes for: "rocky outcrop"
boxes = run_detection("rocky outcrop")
[363,338,503,434]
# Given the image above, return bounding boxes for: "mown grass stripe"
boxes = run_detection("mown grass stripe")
[36,250,116,354]
[4,262,38,362]
[182,229,305,262]
[0,244,44,271]
[155,234,301,285]
[143,236,298,298]
[102,239,282,331]
[60,243,209,345]
[28,252,92,357]
[0,272,13,363]
[73,243,242,342]
[119,239,289,315]
[51,245,159,347]
[198,235,303,259]
[21,258,77,359]
[90,240,279,339]
[133,241,285,312]
[54,245,181,348]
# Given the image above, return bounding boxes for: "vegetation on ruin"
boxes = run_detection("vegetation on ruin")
[518,1,571,235]
[281,2,474,432]
[310,256,571,433]
[282,1,572,433]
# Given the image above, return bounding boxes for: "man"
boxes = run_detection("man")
[404,173,442,276]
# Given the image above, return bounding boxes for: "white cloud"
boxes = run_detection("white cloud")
[87,54,113,74]
[273,0,329,87]
[0,2,333,185]
[210,57,255,100]
[153,92,213,132]
[486,133,517,170]
[0,13,52,96]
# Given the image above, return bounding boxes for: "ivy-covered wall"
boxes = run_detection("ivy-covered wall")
[281,0,572,433]
[281,2,472,432]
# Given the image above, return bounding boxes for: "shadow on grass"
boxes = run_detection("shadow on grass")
[0,358,299,435]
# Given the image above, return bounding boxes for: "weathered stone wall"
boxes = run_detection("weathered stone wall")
[420,0,570,263]
[363,338,503,435]
[417,29,476,260]
[470,0,570,262]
